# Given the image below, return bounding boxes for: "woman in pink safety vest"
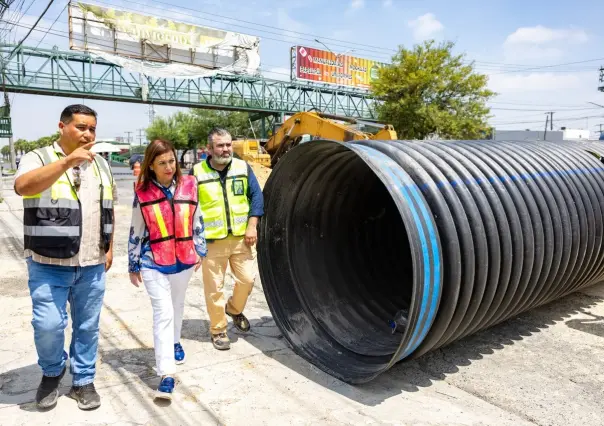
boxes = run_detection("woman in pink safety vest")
[128,139,207,400]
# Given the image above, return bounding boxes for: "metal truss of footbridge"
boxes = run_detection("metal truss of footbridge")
[0,44,378,121]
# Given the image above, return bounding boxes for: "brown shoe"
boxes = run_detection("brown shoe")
[226,308,250,333]
[211,332,230,350]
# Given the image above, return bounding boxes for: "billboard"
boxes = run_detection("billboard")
[68,2,260,72]
[292,45,386,89]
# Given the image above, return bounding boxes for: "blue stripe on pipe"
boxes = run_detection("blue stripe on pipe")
[386,162,441,357]
[404,182,441,356]
[351,145,440,360]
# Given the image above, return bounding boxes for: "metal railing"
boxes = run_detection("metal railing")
[0,44,379,120]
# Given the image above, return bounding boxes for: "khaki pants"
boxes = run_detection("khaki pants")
[202,235,256,335]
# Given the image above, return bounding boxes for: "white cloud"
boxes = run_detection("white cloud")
[486,71,604,132]
[503,25,588,61]
[383,0,393,6]
[505,26,588,46]
[350,0,364,9]
[407,13,444,41]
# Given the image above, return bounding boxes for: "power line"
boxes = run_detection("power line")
[3,6,602,78]
[492,114,604,126]
[3,1,603,79]
[5,0,55,61]
[489,100,595,108]
[26,2,67,55]
[0,20,306,79]
[489,106,600,112]
[93,0,604,73]
[491,57,604,75]
[0,0,28,38]
[6,20,601,84]
[98,0,398,56]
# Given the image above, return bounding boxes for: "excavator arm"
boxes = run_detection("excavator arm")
[265,111,397,168]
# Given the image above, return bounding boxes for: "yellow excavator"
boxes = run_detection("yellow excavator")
[232,111,397,168]
[231,138,272,168]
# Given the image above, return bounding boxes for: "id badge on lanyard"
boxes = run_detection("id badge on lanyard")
[232,179,245,196]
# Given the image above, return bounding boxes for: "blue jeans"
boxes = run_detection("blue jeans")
[26,258,106,386]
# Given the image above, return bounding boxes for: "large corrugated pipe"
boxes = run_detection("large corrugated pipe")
[257,139,604,384]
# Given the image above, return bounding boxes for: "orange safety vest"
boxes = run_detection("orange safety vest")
[135,175,198,267]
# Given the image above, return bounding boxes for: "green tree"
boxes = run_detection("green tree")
[146,111,193,164]
[1,145,9,159]
[371,40,495,140]
[35,131,59,148]
[146,109,260,164]
[189,109,259,141]
[14,139,27,155]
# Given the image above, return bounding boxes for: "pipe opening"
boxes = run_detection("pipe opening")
[260,141,417,383]
[290,147,412,356]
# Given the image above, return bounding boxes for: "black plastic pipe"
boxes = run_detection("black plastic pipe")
[257,139,604,384]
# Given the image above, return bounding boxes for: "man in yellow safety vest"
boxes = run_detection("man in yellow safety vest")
[191,127,264,350]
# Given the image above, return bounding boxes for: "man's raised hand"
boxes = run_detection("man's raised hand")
[65,142,96,168]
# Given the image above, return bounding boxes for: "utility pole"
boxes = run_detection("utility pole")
[148,104,156,124]
[550,111,554,131]
[1,43,15,169]
[125,131,133,145]
[1,0,17,170]
[3,90,15,169]
[137,128,145,146]
[543,111,554,141]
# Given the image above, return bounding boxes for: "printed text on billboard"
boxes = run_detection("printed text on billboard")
[68,2,260,71]
[293,45,386,89]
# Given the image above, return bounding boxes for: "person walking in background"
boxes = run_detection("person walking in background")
[191,127,264,351]
[128,139,206,400]
[13,104,116,410]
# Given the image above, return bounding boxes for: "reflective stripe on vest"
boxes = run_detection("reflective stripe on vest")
[193,158,249,240]
[24,225,80,237]
[135,175,198,267]
[22,145,114,259]
[93,156,115,252]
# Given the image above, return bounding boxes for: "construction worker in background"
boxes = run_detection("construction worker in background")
[191,127,264,350]
[128,139,206,399]
[13,104,116,411]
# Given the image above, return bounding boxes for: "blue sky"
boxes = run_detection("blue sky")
[3,0,604,142]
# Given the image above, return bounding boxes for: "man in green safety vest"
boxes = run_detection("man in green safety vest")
[191,127,264,350]
[13,104,116,411]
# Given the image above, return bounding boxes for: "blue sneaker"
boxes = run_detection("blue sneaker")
[174,343,185,364]
[155,376,175,400]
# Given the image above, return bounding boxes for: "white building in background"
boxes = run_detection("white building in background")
[492,128,600,142]
[560,127,591,141]
[492,130,563,142]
